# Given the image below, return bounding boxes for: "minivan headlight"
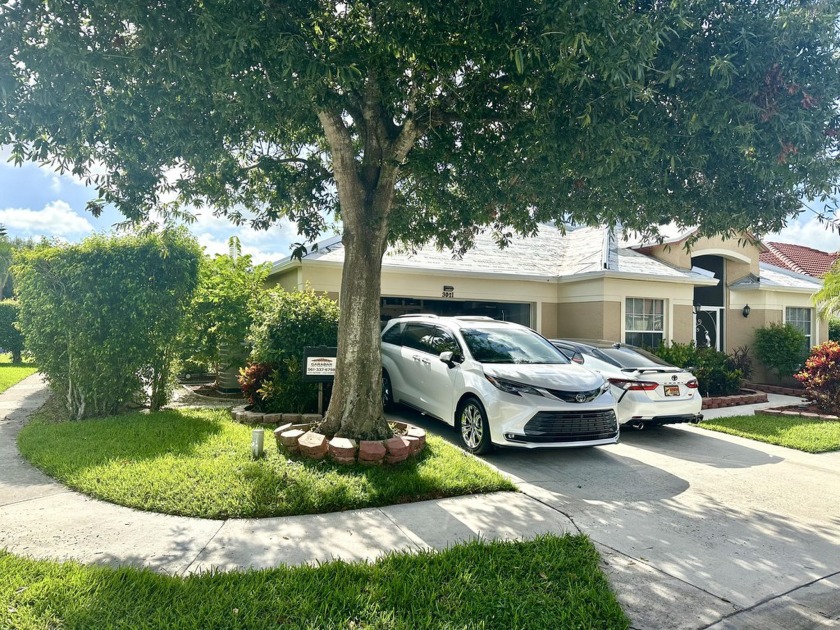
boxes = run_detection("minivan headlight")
[485,375,544,397]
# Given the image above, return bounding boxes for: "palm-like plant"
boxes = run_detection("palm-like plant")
[814,259,840,318]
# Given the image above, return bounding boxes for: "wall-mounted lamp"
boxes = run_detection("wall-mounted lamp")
[742,304,751,318]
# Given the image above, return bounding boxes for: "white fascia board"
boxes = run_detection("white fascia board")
[306,258,558,283]
[730,283,819,294]
[556,270,718,286]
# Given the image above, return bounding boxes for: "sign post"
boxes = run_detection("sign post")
[302,346,337,415]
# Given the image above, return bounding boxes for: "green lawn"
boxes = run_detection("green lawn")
[0,535,627,629]
[0,354,37,394]
[17,402,515,519]
[701,414,840,453]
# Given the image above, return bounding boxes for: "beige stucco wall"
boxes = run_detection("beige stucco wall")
[641,234,762,276]
[672,305,695,344]
[541,303,560,338]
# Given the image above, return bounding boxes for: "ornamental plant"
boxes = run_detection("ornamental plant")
[246,287,339,414]
[14,230,201,418]
[754,323,808,383]
[795,341,840,416]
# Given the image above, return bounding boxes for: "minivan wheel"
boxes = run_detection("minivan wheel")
[382,371,395,411]
[456,397,493,455]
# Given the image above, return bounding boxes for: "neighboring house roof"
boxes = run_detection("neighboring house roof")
[760,241,839,278]
[729,263,824,294]
[271,225,717,285]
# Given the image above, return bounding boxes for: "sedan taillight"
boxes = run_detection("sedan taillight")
[608,378,658,391]
[686,379,699,389]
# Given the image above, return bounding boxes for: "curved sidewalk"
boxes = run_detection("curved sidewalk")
[0,374,573,575]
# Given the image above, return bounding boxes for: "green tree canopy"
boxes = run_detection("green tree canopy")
[1,0,839,438]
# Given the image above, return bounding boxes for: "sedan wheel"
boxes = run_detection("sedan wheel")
[457,398,493,455]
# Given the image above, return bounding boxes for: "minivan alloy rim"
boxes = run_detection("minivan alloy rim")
[461,404,483,449]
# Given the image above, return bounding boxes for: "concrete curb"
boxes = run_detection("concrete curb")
[0,374,574,575]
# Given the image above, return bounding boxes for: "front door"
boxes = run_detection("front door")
[695,307,722,351]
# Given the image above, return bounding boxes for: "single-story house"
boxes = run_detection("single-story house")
[267,224,832,381]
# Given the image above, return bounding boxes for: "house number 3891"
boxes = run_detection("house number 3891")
[442,285,455,299]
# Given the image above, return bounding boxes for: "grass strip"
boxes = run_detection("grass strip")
[17,401,515,519]
[0,357,37,394]
[0,535,628,629]
[701,414,840,453]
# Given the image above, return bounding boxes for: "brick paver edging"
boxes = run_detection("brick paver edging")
[230,406,427,465]
[762,407,840,421]
[701,389,768,410]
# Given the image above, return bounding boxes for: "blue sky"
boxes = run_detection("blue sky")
[0,154,838,260]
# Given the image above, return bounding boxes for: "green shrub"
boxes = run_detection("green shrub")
[0,300,24,363]
[829,318,840,342]
[180,238,269,378]
[795,341,840,416]
[654,341,742,397]
[14,230,201,418]
[654,341,698,369]
[246,287,339,413]
[754,323,807,383]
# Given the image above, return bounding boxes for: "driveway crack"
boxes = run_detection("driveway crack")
[698,568,840,629]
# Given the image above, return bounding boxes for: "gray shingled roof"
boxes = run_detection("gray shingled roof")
[277,225,716,284]
[729,263,823,292]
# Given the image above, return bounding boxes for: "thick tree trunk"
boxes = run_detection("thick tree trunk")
[316,96,419,441]
[318,222,391,440]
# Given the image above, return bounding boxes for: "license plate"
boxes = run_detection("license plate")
[664,384,680,397]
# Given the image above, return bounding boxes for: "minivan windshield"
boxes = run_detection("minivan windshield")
[461,326,570,364]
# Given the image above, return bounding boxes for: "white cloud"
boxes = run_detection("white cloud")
[768,216,840,253]
[0,200,94,237]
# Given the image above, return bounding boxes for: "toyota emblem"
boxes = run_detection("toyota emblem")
[671,375,679,381]
[575,393,586,403]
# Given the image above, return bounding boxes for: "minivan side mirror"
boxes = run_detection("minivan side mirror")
[439,351,462,367]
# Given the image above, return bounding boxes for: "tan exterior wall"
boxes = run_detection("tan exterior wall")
[541,303,560,338]
[672,305,695,344]
[642,233,762,276]
[556,302,607,339]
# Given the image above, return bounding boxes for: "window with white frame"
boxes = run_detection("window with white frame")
[785,307,813,352]
[625,298,664,348]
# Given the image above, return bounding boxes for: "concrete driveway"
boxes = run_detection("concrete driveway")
[389,407,840,629]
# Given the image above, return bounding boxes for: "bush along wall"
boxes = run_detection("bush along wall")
[243,286,339,413]
[654,341,742,397]
[14,230,201,418]
[0,300,24,363]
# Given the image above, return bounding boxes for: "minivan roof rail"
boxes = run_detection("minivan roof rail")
[453,316,497,321]
[395,313,438,319]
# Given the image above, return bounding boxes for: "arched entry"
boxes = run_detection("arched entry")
[691,254,724,350]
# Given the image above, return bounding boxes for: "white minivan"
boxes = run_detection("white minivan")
[381,315,619,454]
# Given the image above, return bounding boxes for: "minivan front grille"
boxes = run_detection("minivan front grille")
[545,387,603,403]
[520,410,618,443]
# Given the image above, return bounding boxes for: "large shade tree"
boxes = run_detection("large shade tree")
[1,0,839,439]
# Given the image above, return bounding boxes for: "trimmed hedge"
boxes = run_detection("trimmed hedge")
[14,230,201,418]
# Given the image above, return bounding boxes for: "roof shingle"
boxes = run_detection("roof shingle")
[760,242,839,278]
